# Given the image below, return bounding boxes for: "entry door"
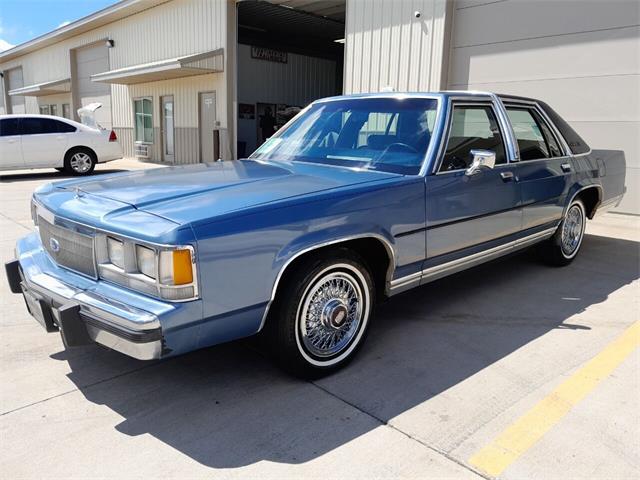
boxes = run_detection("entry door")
[161,95,175,163]
[199,91,217,162]
[0,118,24,169]
[425,102,521,259]
[504,104,574,231]
[20,117,69,168]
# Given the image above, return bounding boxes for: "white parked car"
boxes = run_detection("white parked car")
[0,110,122,175]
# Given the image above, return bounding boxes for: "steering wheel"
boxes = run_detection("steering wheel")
[442,155,467,171]
[382,142,418,155]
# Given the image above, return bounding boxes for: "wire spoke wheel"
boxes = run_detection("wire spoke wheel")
[295,264,371,365]
[561,204,584,257]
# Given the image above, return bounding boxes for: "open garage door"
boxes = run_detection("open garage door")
[75,43,112,129]
[236,0,345,157]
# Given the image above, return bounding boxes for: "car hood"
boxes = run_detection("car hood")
[53,160,398,224]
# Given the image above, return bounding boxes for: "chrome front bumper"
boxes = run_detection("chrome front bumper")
[6,237,164,360]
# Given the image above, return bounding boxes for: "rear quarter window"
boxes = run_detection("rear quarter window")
[538,101,590,155]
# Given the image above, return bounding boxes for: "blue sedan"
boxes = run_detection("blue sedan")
[5,92,626,377]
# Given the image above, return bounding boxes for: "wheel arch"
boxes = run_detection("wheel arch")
[258,234,396,332]
[64,145,98,163]
[566,184,602,219]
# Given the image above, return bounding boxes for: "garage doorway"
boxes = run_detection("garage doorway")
[161,95,175,163]
[236,0,345,156]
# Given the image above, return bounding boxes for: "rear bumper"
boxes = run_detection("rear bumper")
[97,142,123,163]
[6,240,163,360]
[595,190,625,217]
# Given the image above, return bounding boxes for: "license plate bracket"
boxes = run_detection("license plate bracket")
[22,288,58,333]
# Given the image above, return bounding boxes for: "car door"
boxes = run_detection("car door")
[504,103,573,231]
[0,118,24,169]
[20,117,71,168]
[425,100,521,263]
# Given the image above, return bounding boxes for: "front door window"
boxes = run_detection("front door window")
[439,105,506,172]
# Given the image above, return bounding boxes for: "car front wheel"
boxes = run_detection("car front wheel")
[271,250,375,378]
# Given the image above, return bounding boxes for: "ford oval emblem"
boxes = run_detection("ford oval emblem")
[49,238,61,253]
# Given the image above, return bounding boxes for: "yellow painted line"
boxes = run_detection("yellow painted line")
[470,321,640,478]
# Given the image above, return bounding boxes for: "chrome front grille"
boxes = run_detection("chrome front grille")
[39,216,97,278]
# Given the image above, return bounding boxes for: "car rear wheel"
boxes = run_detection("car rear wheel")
[270,249,375,378]
[539,198,586,266]
[64,148,96,175]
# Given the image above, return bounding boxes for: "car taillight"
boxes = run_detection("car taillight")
[108,130,117,142]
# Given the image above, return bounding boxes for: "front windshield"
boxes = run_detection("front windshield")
[250,97,438,174]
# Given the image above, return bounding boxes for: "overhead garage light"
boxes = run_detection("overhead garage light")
[105,39,115,48]
[334,38,345,44]
[239,24,267,33]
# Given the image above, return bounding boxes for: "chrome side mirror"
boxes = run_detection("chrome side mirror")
[466,149,496,175]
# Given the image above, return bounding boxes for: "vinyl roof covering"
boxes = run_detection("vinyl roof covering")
[91,49,224,85]
[8,78,71,96]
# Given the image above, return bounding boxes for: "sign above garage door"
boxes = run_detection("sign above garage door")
[251,46,287,64]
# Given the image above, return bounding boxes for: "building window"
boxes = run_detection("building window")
[134,97,153,143]
[39,104,59,116]
[62,104,71,119]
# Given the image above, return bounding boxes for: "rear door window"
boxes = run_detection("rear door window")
[506,107,562,160]
[21,118,76,135]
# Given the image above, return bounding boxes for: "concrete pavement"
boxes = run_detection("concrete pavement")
[1,159,638,479]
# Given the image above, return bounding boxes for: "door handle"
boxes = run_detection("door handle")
[500,171,516,182]
[561,162,572,172]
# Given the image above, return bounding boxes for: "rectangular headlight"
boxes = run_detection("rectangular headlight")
[97,233,197,301]
[136,245,156,279]
[107,237,124,269]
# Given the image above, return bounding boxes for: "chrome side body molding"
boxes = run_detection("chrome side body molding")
[388,227,557,295]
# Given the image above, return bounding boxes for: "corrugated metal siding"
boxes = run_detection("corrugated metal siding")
[344,0,449,94]
[0,0,227,84]
[113,73,225,127]
[112,74,224,163]
[237,44,337,106]
[448,0,640,214]
[0,0,228,131]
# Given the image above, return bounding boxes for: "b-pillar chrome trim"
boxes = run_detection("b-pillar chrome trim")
[388,227,557,295]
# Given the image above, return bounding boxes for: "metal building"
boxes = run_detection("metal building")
[0,0,637,214]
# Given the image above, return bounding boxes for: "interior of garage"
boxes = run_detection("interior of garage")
[236,0,345,157]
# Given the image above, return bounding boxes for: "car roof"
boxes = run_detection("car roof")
[314,91,539,104]
[0,114,87,128]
